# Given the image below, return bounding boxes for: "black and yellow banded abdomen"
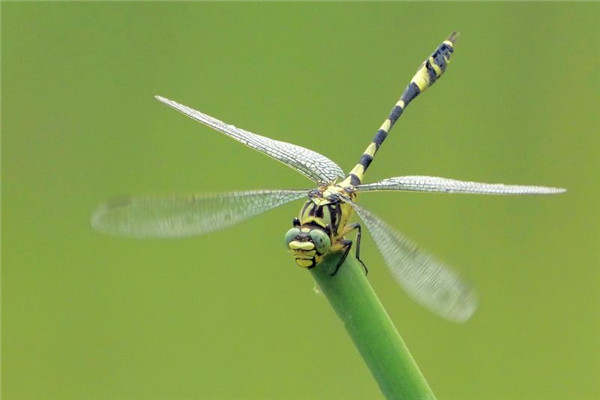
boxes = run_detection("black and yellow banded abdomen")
[343,32,458,187]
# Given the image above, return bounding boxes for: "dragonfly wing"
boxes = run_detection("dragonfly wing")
[356,176,566,195]
[347,200,477,322]
[155,96,345,183]
[91,189,308,239]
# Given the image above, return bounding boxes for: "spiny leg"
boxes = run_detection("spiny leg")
[342,32,458,187]
[330,223,368,276]
[350,222,368,275]
[330,239,353,276]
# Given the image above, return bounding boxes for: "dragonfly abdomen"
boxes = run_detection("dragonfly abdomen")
[343,32,458,187]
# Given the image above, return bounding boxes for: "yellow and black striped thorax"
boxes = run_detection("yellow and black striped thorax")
[299,185,356,238]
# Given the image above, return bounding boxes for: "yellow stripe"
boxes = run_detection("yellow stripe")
[443,40,454,47]
[430,57,442,76]
[289,241,315,251]
[396,100,405,108]
[365,142,377,157]
[350,164,365,178]
[380,119,391,132]
[411,67,430,91]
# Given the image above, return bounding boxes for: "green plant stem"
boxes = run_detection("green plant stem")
[310,252,435,400]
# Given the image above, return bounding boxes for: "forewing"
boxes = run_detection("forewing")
[91,190,308,238]
[155,96,345,183]
[356,176,566,195]
[348,201,477,322]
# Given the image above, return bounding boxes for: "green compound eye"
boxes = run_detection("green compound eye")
[284,228,301,248]
[309,229,331,255]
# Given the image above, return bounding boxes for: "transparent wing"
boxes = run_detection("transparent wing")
[155,96,345,183]
[347,200,477,322]
[91,189,308,239]
[356,176,566,195]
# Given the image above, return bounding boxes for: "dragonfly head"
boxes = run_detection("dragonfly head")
[284,219,331,269]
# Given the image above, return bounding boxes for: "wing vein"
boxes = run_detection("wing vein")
[155,96,345,183]
[357,176,566,195]
[91,189,308,238]
[347,200,478,322]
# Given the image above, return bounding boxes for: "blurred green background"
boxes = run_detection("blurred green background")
[3,3,598,399]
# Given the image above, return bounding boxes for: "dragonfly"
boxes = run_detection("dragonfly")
[92,33,565,323]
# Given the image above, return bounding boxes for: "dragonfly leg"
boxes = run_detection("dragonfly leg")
[347,222,368,275]
[330,223,368,276]
[330,239,353,276]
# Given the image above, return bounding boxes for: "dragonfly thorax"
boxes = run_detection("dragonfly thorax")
[302,185,355,235]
